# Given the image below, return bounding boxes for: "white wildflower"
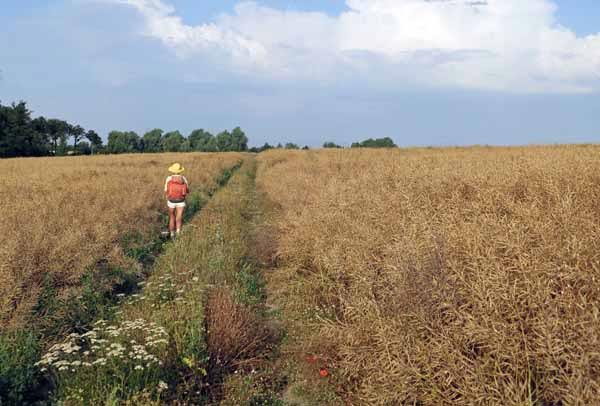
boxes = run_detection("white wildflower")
[93,358,107,365]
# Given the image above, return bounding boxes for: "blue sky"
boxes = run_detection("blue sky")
[1,0,599,147]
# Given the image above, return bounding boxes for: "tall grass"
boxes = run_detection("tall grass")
[257,146,600,405]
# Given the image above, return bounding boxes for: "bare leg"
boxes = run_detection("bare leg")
[175,206,185,234]
[168,207,176,233]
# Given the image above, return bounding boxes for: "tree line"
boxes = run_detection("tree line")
[322,137,397,149]
[106,127,248,154]
[1,100,398,158]
[248,142,310,153]
[0,101,101,158]
[250,137,397,152]
[0,101,250,157]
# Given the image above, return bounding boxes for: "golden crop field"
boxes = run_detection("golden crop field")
[0,152,242,330]
[257,146,600,405]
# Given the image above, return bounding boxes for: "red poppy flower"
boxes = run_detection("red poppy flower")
[319,368,329,378]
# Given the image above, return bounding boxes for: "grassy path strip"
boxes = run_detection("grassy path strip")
[0,160,241,405]
[37,157,276,404]
[203,153,335,405]
[217,155,343,406]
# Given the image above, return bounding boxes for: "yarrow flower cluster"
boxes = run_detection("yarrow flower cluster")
[36,318,169,374]
[123,274,191,308]
[158,380,168,391]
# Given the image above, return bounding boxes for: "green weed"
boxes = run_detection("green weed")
[234,261,266,307]
[0,330,43,405]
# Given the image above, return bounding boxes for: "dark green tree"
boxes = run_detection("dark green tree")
[0,103,14,157]
[31,116,51,155]
[141,129,163,153]
[351,137,397,148]
[323,141,342,148]
[107,131,141,153]
[261,142,274,151]
[85,130,102,154]
[0,102,48,157]
[46,119,68,155]
[56,134,69,156]
[249,142,273,153]
[0,101,100,158]
[107,131,126,153]
[230,127,248,151]
[188,129,217,152]
[70,124,85,150]
[180,139,192,152]
[9,102,34,157]
[76,141,92,155]
[31,116,47,137]
[0,104,7,155]
[215,130,232,152]
[214,128,249,152]
[161,131,185,152]
[285,142,299,149]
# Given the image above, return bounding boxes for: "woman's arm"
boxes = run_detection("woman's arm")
[164,176,170,199]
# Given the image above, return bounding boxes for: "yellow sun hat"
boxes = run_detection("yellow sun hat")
[168,163,185,174]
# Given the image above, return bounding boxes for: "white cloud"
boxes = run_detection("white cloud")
[98,0,600,93]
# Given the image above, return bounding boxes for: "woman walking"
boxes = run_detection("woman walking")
[165,163,189,239]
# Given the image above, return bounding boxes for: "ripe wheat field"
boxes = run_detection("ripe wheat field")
[257,146,600,405]
[0,152,242,330]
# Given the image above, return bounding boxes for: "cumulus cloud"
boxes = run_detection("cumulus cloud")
[98,0,600,93]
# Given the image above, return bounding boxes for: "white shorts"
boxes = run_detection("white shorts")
[167,201,186,209]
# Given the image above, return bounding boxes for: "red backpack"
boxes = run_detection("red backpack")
[166,176,188,202]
